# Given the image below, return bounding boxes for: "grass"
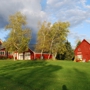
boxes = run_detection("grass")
[0,60,90,90]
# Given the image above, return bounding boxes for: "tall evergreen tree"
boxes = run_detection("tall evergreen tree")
[56,41,74,60]
[76,40,81,48]
[64,41,74,60]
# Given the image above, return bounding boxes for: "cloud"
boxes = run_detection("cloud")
[0,0,47,31]
[67,30,90,48]
[0,0,90,30]
[0,0,90,43]
[69,31,87,40]
[46,0,90,27]
[0,0,23,23]
[0,0,48,42]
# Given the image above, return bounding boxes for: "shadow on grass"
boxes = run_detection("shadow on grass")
[62,85,68,90]
[0,61,62,90]
[0,61,47,70]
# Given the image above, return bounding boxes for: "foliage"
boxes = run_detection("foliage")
[36,21,70,59]
[0,60,90,90]
[49,22,70,58]
[76,40,81,48]
[56,40,74,60]
[35,21,51,53]
[3,12,31,53]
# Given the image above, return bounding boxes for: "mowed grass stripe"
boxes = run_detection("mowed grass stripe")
[0,60,90,90]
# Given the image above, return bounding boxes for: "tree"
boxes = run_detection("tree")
[48,22,70,59]
[64,41,74,60]
[35,21,51,52]
[56,40,74,60]
[35,21,51,59]
[3,12,31,60]
[36,21,70,60]
[76,40,81,48]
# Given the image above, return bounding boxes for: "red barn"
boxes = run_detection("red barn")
[15,48,52,60]
[0,40,52,60]
[74,39,90,62]
[0,40,7,59]
[0,40,14,59]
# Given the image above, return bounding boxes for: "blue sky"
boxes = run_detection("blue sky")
[0,0,90,48]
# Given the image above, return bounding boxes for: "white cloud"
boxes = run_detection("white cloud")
[0,0,90,29]
[21,0,47,31]
[0,0,48,42]
[0,0,90,43]
[46,0,90,27]
[0,0,47,31]
[86,20,90,23]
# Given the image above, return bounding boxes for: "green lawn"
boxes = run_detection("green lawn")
[0,60,90,90]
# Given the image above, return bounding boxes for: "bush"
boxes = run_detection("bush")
[0,56,7,60]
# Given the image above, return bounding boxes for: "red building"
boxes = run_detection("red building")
[0,40,14,59]
[0,40,7,59]
[74,39,90,62]
[0,40,52,60]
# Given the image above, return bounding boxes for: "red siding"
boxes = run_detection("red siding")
[0,48,53,60]
[74,39,90,62]
[0,48,7,59]
[35,53,52,60]
[27,49,34,60]
[26,49,52,60]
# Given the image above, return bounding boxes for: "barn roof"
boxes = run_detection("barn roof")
[28,44,35,52]
[74,39,90,52]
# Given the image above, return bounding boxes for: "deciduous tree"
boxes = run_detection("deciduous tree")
[3,12,31,60]
[36,21,70,60]
[35,21,51,59]
[49,22,70,59]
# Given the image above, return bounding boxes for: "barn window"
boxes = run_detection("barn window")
[25,52,31,60]
[78,48,81,51]
[0,51,5,55]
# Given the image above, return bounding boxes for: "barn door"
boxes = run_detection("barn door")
[19,53,23,60]
[25,52,31,60]
[77,54,82,60]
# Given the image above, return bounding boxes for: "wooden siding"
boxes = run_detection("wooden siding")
[74,39,90,62]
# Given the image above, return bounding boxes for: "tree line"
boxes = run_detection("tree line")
[3,12,74,60]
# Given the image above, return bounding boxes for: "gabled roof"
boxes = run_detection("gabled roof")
[83,39,90,45]
[74,39,90,52]
[29,44,42,53]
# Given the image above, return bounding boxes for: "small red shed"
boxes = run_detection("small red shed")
[74,39,90,62]
[17,48,52,60]
[21,45,53,60]
[0,40,52,60]
[0,40,13,59]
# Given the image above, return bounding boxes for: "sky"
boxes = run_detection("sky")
[0,0,90,48]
